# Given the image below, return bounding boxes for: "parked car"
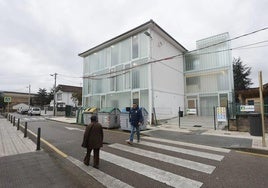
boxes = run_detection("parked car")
[18,107,30,114]
[28,107,41,116]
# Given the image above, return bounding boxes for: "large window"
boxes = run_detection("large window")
[57,93,62,101]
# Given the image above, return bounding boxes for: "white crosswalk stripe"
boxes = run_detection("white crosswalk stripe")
[143,136,231,153]
[108,143,215,174]
[100,150,203,188]
[20,117,45,122]
[139,140,224,161]
[67,156,134,188]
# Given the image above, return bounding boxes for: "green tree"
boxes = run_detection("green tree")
[233,57,253,90]
[233,57,253,102]
[35,88,50,106]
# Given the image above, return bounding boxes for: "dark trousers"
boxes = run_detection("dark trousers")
[84,148,100,168]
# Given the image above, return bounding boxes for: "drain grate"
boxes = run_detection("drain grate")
[193,125,202,127]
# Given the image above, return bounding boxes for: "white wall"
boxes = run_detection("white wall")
[57,91,77,107]
[150,30,185,118]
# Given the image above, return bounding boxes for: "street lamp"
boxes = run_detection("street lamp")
[144,30,155,124]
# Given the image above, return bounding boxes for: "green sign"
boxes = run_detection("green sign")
[4,97,11,103]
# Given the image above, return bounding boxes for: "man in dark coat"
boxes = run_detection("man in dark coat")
[82,115,103,169]
[127,103,143,144]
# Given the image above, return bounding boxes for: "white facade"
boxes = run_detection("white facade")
[56,90,77,107]
[184,33,234,116]
[50,90,78,107]
[79,21,234,121]
[79,20,187,122]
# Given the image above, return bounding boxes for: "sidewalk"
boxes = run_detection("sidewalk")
[147,118,268,152]
[0,116,95,188]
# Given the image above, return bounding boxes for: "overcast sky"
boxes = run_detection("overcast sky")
[0,0,267,93]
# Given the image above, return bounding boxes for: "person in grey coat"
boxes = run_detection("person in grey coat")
[82,115,103,169]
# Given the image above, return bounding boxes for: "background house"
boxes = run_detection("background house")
[50,84,82,108]
[236,83,268,113]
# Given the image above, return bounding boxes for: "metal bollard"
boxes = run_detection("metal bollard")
[17,118,20,130]
[13,117,16,126]
[24,122,28,138]
[10,115,13,123]
[36,128,41,151]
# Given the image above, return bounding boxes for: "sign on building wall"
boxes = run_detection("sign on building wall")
[240,105,255,112]
[216,107,227,122]
[4,97,12,103]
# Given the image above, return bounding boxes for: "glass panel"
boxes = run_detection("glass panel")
[132,35,139,59]
[200,95,218,116]
[185,33,231,72]
[109,68,115,91]
[140,33,149,58]
[99,49,107,69]
[91,53,99,72]
[132,69,140,89]
[125,64,131,89]
[120,39,131,63]
[111,44,119,66]
[217,70,229,91]
[116,65,124,91]
[83,78,90,95]
[90,95,100,108]
[186,76,200,93]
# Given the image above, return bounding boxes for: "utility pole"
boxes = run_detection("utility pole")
[27,84,31,109]
[259,71,266,147]
[50,73,57,116]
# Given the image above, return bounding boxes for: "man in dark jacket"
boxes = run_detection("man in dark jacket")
[127,103,143,144]
[82,115,103,169]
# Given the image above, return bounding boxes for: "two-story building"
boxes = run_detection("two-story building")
[50,84,82,108]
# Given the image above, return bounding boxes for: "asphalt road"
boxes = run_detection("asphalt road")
[23,119,268,188]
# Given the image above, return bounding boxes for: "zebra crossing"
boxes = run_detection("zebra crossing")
[69,137,230,188]
[19,117,46,122]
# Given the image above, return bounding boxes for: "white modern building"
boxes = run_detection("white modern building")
[79,20,234,122]
[184,33,234,116]
[79,20,187,122]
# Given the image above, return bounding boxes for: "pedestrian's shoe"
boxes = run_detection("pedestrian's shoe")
[126,140,133,145]
[93,165,99,169]
[83,161,89,166]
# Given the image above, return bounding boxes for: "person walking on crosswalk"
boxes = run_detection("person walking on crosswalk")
[82,115,103,169]
[127,103,143,145]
